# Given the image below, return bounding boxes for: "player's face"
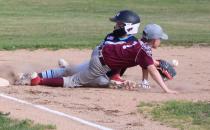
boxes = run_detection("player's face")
[152,39,161,49]
[114,22,125,30]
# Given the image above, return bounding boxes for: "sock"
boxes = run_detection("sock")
[40,68,66,79]
[31,76,42,86]
[39,78,64,87]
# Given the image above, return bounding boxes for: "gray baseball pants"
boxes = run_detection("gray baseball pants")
[63,47,111,87]
[40,47,110,87]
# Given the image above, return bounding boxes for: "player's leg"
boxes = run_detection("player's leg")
[84,75,110,87]
[15,47,109,87]
[63,56,110,87]
[106,68,127,85]
[59,59,110,87]
[38,68,66,78]
[14,60,109,87]
[15,53,110,88]
[38,60,90,78]
[14,61,89,86]
[33,57,108,88]
[14,71,63,86]
[33,70,110,88]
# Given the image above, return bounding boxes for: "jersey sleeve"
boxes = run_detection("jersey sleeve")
[136,50,154,69]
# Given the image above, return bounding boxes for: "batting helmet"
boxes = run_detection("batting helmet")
[110,10,141,36]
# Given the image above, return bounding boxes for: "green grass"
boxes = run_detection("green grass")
[0,112,56,130]
[138,100,210,130]
[0,0,210,50]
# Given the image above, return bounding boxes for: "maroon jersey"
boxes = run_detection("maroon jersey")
[102,40,154,69]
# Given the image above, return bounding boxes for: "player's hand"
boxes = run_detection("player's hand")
[140,79,150,89]
[109,80,136,91]
[123,80,137,91]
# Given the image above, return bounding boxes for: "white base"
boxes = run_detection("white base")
[0,77,10,87]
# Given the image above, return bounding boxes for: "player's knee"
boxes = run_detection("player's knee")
[63,76,81,88]
[98,77,109,86]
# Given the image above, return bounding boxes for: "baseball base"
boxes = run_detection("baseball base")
[0,77,10,87]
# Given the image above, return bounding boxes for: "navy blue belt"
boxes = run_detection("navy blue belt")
[99,57,106,66]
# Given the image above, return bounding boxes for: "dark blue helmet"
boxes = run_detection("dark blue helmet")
[110,10,141,35]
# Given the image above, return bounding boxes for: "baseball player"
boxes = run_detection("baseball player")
[15,10,141,88]
[15,23,178,94]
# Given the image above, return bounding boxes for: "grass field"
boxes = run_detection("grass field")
[0,112,56,130]
[0,0,210,50]
[138,101,210,130]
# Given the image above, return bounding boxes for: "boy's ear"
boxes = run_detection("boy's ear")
[150,39,156,44]
[142,31,147,39]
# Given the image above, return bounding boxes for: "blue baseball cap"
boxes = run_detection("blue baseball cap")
[143,24,168,40]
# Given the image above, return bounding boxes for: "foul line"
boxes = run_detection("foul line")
[0,93,112,130]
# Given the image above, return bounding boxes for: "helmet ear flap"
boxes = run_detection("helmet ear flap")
[143,31,149,40]
[124,23,140,35]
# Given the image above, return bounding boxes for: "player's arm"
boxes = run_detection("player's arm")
[147,64,178,94]
[143,56,162,80]
[141,57,159,80]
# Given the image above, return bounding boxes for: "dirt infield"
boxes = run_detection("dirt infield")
[0,47,210,130]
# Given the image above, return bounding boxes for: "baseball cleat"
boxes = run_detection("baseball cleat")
[14,72,40,86]
[58,58,69,68]
[109,81,123,89]
[110,74,125,85]
[31,73,41,86]
[109,74,137,90]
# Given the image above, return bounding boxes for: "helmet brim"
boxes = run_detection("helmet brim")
[161,33,168,40]
[109,17,117,22]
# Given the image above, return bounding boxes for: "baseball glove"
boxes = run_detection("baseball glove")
[157,60,176,81]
